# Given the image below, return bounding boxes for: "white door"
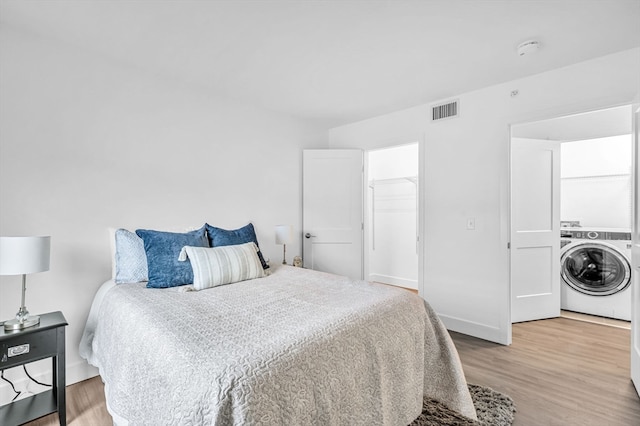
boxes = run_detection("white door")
[511,137,561,323]
[302,149,363,280]
[631,104,640,395]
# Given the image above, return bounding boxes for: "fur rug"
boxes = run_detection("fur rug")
[410,384,516,426]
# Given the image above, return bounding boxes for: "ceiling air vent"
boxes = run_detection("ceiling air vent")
[431,100,459,121]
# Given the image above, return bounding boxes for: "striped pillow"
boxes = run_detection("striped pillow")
[178,242,265,290]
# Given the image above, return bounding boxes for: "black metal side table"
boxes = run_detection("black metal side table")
[0,311,68,426]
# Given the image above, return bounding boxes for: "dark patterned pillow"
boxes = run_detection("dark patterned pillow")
[205,223,269,270]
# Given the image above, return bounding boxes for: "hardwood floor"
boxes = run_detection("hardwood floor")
[24,375,110,426]
[453,317,640,425]
[20,317,640,426]
[374,281,419,294]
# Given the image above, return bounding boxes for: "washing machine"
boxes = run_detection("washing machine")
[560,228,632,321]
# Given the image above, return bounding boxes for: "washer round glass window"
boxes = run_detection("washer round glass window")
[561,242,631,296]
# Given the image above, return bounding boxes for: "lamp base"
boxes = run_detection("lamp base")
[4,315,40,331]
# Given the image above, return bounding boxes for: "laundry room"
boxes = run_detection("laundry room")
[560,128,633,322]
[511,104,634,325]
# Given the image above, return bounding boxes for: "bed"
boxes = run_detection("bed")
[79,226,476,425]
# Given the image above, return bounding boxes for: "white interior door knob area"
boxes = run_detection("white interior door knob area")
[302,149,364,280]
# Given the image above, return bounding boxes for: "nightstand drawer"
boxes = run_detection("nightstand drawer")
[1,327,58,369]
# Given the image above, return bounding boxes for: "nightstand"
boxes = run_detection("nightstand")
[0,311,68,426]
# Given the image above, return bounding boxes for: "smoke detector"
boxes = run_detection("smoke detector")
[517,40,539,56]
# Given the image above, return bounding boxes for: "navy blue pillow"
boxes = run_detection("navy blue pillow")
[136,226,209,288]
[205,223,269,270]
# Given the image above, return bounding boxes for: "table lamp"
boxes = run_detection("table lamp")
[0,236,51,331]
[275,225,293,265]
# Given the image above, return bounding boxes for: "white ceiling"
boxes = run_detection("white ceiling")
[2,0,639,128]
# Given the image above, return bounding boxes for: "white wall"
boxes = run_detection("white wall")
[329,48,640,344]
[561,135,633,229]
[0,25,324,400]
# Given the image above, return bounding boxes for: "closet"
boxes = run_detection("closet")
[367,143,418,290]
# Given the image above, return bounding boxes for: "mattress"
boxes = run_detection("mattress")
[79,265,475,425]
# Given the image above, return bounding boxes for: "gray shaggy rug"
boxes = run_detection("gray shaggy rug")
[410,384,516,426]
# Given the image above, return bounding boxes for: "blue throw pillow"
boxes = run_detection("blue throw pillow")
[136,226,209,288]
[205,223,269,270]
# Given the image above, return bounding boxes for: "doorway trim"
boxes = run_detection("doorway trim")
[363,136,425,297]
[508,102,636,334]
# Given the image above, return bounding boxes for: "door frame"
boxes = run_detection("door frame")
[364,141,421,291]
[362,136,425,297]
[508,102,637,335]
[631,102,640,395]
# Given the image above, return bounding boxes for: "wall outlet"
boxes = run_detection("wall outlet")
[466,218,476,230]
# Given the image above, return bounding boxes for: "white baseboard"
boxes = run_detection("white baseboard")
[369,273,418,289]
[68,360,100,385]
[0,359,99,405]
[438,313,508,345]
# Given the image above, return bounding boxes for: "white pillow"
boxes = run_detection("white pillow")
[114,228,148,283]
[178,242,264,290]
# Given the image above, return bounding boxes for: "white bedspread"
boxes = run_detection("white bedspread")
[79,266,476,425]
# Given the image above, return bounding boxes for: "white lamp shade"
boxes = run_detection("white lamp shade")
[0,236,51,275]
[275,225,293,245]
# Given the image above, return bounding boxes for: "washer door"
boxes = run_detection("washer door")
[561,242,631,296]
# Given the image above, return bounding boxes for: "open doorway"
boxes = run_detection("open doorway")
[365,143,419,291]
[510,104,634,326]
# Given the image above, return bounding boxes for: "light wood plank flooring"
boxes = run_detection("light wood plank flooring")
[453,317,640,425]
[20,317,640,426]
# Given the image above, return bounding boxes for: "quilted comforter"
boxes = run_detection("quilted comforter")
[80,265,475,425]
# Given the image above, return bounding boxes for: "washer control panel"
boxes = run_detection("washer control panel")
[560,229,631,241]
